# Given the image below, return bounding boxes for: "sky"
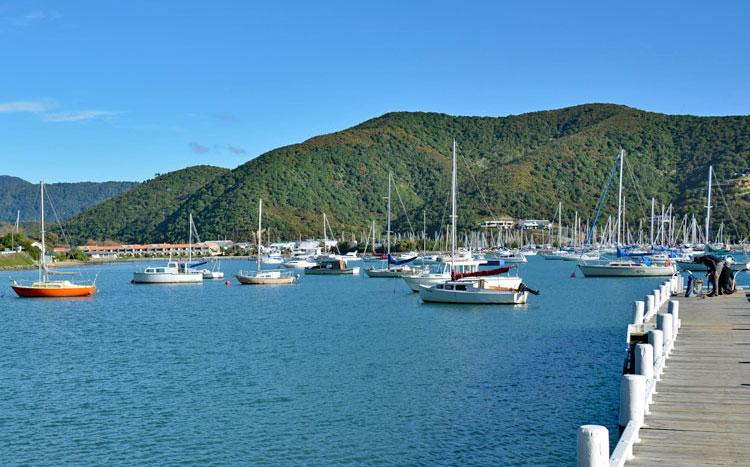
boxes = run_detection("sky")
[1,0,749,183]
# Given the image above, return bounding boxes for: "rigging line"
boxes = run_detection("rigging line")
[585,154,620,246]
[712,169,743,242]
[457,146,498,219]
[44,189,89,278]
[391,178,416,235]
[623,154,650,220]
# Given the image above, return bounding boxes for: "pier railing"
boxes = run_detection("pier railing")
[577,274,683,467]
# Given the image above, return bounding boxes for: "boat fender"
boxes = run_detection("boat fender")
[130,279,135,284]
[665,259,673,266]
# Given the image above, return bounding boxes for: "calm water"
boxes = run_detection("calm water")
[1,257,672,465]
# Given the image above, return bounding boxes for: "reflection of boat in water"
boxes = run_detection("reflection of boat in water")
[305,258,360,275]
[11,182,97,298]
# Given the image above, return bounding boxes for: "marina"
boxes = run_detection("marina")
[2,257,708,465]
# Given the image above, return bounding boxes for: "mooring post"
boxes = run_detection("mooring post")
[635,343,654,406]
[668,300,680,337]
[646,294,655,318]
[649,329,664,379]
[577,425,609,467]
[658,314,674,357]
[619,374,646,432]
[653,289,661,309]
[633,301,645,325]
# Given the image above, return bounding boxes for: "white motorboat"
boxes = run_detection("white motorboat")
[133,260,204,283]
[419,279,530,304]
[132,214,204,284]
[283,256,317,269]
[305,258,360,275]
[403,260,519,292]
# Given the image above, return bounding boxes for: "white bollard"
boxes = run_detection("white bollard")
[649,329,664,378]
[661,284,668,302]
[577,425,610,467]
[635,343,655,407]
[653,289,661,309]
[635,343,654,382]
[658,314,674,357]
[646,295,655,318]
[619,374,646,430]
[669,300,680,336]
[632,301,645,325]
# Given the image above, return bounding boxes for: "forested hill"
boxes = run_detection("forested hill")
[0,176,138,222]
[66,104,750,243]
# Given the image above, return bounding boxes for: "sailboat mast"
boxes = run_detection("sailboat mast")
[450,139,457,270]
[387,172,392,269]
[257,199,263,268]
[705,165,713,245]
[40,181,45,282]
[188,213,193,265]
[323,213,328,253]
[617,149,624,245]
[650,197,655,245]
[557,201,562,248]
[423,210,426,255]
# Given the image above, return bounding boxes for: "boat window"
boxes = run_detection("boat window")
[455,284,467,291]
[437,284,444,289]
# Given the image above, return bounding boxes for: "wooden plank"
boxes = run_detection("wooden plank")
[627,291,750,466]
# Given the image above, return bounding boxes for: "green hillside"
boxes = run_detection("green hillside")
[0,176,138,222]
[65,166,229,242]
[66,104,750,244]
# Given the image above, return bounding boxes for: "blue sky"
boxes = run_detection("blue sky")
[1,1,748,182]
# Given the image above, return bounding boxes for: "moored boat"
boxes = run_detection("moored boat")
[305,258,360,275]
[11,182,96,298]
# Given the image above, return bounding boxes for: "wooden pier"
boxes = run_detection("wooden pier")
[627,291,750,466]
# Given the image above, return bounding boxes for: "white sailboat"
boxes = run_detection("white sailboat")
[419,141,535,304]
[235,199,298,285]
[578,150,676,277]
[366,172,417,278]
[132,214,204,284]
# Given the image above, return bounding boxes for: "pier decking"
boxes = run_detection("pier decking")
[628,291,750,466]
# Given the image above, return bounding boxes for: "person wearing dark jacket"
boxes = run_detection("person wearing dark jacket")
[693,254,724,296]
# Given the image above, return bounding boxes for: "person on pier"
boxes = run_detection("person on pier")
[693,254,724,297]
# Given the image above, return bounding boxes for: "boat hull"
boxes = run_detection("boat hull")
[132,272,203,283]
[365,268,413,278]
[418,285,527,304]
[403,275,521,292]
[12,284,96,298]
[578,264,676,277]
[304,266,360,275]
[235,274,296,285]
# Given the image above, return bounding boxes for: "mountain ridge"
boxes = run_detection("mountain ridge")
[64,103,750,244]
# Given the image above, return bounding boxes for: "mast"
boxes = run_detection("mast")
[40,181,45,282]
[387,171,392,269]
[705,165,713,245]
[323,213,328,254]
[423,211,427,253]
[450,139,457,270]
[616,150,624,245]
[557,201,562,248]
[257,199,263,269]
[650,197,655,246]
[188,212,193,265]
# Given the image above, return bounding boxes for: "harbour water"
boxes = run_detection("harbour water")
[0,258,694,465]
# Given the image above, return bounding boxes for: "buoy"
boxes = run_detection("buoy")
[225,280,231,286]
[130,279,135,284]
[570,271,576,278]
